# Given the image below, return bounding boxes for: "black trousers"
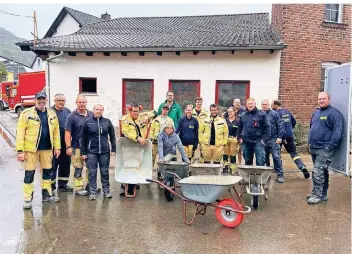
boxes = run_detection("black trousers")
[51,149,71,190]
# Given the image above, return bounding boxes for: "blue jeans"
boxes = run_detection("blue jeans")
[310,147,334,198]
[86,153,110,194]
[265,139,283,177]
[242,142,265,166]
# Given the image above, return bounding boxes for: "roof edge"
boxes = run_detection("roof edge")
[29,45,287,53]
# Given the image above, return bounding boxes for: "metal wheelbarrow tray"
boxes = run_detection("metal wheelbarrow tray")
[237,165,273,210]
[157,161,190,179]
[115,137,153,197]
[147,175,251,228]
[189,163,223,175]
[157,161,190,201]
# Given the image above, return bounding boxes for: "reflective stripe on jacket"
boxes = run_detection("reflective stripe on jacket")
[199,116,228,146]
[16,106,61,152]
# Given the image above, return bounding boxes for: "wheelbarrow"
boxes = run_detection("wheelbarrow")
[115,137,152,197]
[157,160,190,201]
[147,175,251,228]
[237,165,272,209]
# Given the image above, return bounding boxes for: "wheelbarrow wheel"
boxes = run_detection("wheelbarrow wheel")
[251,184,259,210]
[215,198,244,228]
[164,178,174,202]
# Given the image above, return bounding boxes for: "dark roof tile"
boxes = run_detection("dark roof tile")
[26,13,285,52]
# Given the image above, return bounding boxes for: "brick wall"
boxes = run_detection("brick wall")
[272,4,351,124]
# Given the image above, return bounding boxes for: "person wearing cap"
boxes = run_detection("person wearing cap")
[16,92,61,209]
[158,120,190,163]
[65,94,94,196]
[50,93,73,193]
[149,105,173,168]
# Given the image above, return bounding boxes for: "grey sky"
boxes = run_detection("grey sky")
[0,4,271,39]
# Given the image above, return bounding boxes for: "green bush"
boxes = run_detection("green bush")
[294,121,308,146]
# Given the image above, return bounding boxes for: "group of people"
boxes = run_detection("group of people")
[15,89,343,209]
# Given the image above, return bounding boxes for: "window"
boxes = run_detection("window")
[79,77,97,94]
[320,62,340,92]
[325,4,342,23]
[169,80,200,112]
[215,81,250,109]
[122,79,154,114]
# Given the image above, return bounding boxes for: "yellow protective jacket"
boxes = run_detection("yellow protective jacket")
[121,111,156,141]
[16,106,61,152]
[199,116,229,146]
[149,116,174,142]
[192,108,209,129]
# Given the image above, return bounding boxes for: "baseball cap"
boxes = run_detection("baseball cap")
[35,92,47,99]
[162,105,169,110]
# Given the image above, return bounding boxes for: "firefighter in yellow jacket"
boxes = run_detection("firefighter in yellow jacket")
[148,105,173,167]
[16,92,61,209]
[191,97,209,162]
[199,104,228,164]
[120,103,156,195]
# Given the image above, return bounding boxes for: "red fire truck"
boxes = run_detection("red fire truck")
[0,71,45,116]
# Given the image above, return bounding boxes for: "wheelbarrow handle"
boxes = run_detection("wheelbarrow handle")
[146,178,155,183]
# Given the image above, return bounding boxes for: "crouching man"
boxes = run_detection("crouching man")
[80,104,116,200]
[16,92,61,209]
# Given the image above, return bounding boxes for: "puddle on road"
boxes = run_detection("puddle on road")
[0,125,15,148]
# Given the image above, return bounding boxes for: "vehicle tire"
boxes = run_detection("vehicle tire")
[251,184,259,210]
[164,177,174,202]
[0,101,4,111]
[16,107,24,117]
[215,198,244,228]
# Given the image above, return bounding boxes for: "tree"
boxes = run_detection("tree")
[0,62,8,82]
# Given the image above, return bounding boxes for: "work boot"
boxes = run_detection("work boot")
[59,186,74,192]
[42,196,60,203]
[277,176,284,183]
[306,193,328,201]
[89,193,96,200]
[103,192,112,199]
[157,171,163,181]
[23,200,32,209]
[307,195,322,204]
[75,189,89,196]
[301,167,310,179]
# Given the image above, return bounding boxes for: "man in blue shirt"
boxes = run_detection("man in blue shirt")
[261,100,285,183]
[271,100,310,179]
[237,98,270,166]
[307,92,343,204]
[51,93,72,193]
[65,95,94,196]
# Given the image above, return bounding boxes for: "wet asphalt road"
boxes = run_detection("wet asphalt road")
[0,111,351,254]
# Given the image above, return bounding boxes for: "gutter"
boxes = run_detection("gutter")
[46,51,64,106]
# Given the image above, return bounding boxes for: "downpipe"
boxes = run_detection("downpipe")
[46,51,64,106]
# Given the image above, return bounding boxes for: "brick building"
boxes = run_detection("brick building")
[271,4,351,125]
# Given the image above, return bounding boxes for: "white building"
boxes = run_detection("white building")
[18,13,285,126]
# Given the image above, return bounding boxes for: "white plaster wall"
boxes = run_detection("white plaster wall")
[52,14,80,37]
[47,50,281,126]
